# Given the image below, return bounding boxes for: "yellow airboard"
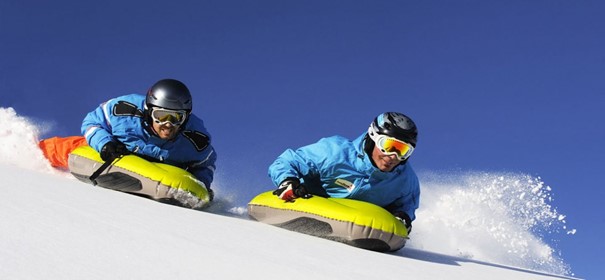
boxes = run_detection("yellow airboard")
[69,146,209,207]
[248,191,408,252]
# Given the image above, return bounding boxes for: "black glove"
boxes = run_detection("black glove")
[272,178,311,202]
[207,188,214,202]
[100,141,129,161]
[394,211,413,234]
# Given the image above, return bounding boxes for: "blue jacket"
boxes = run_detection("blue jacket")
[268,134,420,221]
[82,94,216,188]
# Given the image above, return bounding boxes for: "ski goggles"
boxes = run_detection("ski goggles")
[150,107,187,126]
[374,135,415,161]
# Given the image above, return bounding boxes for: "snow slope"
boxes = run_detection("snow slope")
[0,107,578,279]
[0,164,577,280]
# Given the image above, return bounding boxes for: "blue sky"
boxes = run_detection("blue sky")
[1,1,602,278]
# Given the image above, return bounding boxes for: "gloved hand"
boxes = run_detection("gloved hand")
[100,141,129,161]
[394,211,413,234]
[207,188,214,202]
[272,178,311,202]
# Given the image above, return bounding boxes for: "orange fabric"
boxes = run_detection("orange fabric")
[38,136,88,168]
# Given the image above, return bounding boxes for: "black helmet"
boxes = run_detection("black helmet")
[145,79,192,112]
[367,112,418,147]
[144,79,192,130]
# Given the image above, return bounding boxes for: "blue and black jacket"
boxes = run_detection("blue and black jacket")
[82,94,216,188]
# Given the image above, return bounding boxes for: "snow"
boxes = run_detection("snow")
[0,107,579,280]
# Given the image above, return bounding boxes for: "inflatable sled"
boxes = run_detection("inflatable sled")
[248,191,409,252]
[68,146,211,209]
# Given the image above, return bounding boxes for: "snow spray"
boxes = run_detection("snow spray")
[409,171,575,275]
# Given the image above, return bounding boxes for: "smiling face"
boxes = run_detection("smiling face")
[152,121,179,140]
[371,144,402,172]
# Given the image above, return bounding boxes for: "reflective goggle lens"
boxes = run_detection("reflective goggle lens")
[151,108,186,126]
[378,137,414,160]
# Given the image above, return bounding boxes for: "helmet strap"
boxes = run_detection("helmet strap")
[141,104,157,137]
[363,134,378,168]
[142,117,158,137]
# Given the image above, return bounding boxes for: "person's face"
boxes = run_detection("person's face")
[152,121,179,140]
[371,145,402,172]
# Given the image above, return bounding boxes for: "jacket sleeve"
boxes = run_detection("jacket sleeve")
[387,167,420,221]
[399,186,420,222]
[81,101,115,152]
[187,145,217,188]
[268,145,323,187]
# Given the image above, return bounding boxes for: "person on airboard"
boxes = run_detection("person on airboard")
[40,79,217,200]
[268,112,420,232]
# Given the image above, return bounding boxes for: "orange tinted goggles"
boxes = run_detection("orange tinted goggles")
[376,136,414,160]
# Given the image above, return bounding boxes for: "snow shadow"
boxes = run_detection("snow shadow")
[396,248,579,280]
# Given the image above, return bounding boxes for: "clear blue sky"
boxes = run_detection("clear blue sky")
[1,1,602,278]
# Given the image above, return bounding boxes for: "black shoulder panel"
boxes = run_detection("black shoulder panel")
[182,130,210,152]
[113,101,144,118]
